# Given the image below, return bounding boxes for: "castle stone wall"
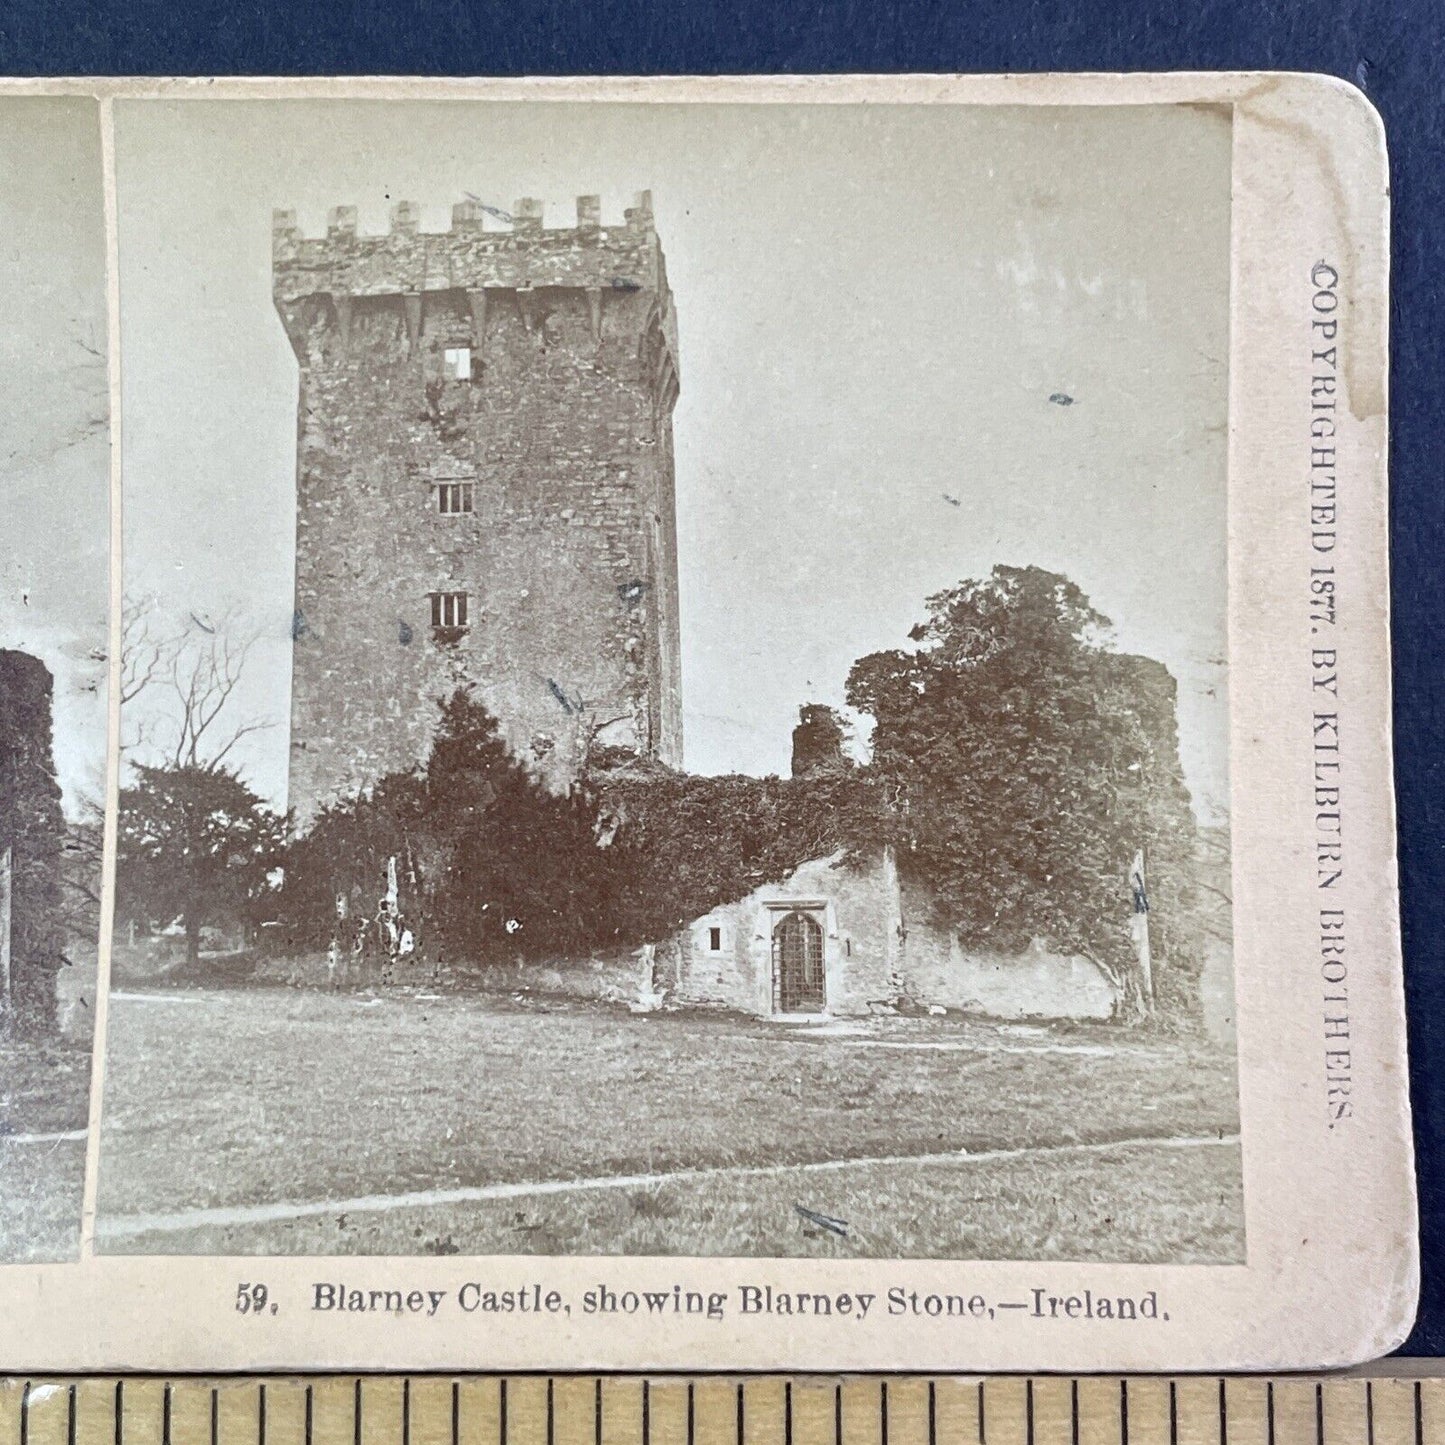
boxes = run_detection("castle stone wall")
[900,918,1117,1021]
[275,195,682,823]
[677,849,1120,1022]
[0,650,65,1033]
[679,852,901,1016]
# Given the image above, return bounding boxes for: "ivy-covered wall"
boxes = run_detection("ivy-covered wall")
[0,649,65,1033]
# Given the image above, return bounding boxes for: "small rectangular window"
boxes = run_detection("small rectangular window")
[429,592,469,630]
[436,481,475,515]
[708,926,722,953]
[443,346,472,381]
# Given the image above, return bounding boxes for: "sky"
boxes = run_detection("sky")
[0,97,109,815]
[115,98,1233,822]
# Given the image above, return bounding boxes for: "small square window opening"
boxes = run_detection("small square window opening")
[443,347,472,381]
[437,481,475,515]
[429,592,469,629]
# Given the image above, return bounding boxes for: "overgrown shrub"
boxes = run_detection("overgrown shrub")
[275,692,878,967]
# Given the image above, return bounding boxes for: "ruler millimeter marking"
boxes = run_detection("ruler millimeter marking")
[0,1377,1439,1445]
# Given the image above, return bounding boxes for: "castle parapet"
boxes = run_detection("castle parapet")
[273,192,665,305]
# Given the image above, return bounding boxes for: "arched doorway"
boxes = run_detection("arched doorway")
[772,909,825,1014]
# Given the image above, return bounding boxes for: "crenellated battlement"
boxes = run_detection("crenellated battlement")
[273,192,665,304]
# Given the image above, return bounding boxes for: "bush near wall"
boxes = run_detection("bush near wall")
[274,692,878,968]
[277,560,1213,1035]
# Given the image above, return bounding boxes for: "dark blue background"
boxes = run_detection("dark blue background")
[4,0,1440,1358]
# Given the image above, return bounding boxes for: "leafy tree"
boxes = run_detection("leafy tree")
[275,772,425,956]
[116,764,283,964]
[424,693,613,959]
[279,693,611,964]
[846,564,1202,1025]
[278,692,880,969]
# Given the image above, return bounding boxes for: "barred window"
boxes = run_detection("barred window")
[429,592,469,629]
[443,346,472,381]
[436,481,474,515]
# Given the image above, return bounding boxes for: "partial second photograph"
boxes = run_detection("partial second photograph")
[0,95,110,1263]
[94,96,1240,1261]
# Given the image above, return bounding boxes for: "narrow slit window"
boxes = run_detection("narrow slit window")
[436,481,475,515]
[443,346,472,381]
[708,926,722,953]
[429,592,469,630]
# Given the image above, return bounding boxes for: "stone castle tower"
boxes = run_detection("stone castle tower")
[273,193,682,824]
[0,650,64,1033]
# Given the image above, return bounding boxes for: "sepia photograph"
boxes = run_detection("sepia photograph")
[93,96,1241,1262]
[0,95,109,1263]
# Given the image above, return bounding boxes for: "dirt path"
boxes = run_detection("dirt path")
[96,1130,1239,1242]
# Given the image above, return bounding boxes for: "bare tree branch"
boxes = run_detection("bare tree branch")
[206,719,273,770]
[120,595,179,708]
[121,598,273,771]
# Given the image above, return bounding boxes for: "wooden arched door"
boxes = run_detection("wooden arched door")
[773,909,825,1014]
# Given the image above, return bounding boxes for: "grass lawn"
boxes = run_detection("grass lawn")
[95,988,1243,1261]
[107,1140,1242,1262]
[0,1135,86,1262]
[0,1039,91,1261]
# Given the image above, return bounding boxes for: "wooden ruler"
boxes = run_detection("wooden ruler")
[0,1376,1441,1445]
